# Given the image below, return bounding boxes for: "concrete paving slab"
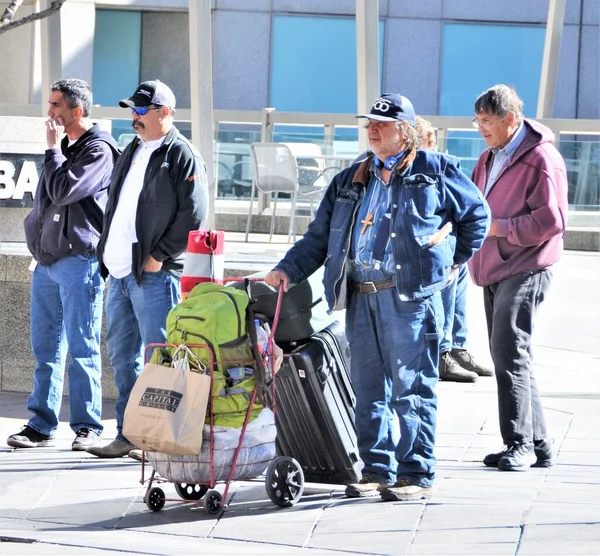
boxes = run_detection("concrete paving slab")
[545,464,600,485]
[525,501,600,525]
[565,417,600,441]
[418,503,530,530]
[0,526,349,555]
[555,451,600,465]
[314,500,424,533]
[308,530,415,554]
[518,523,600,555]
[116,500,222,537]
[535,481,600,503]
[432,479,541,504]
[407,541,518,555]
[0,540,112,555]
[443,463,549,485]
[560,438,600,452]
[410,526,521,546]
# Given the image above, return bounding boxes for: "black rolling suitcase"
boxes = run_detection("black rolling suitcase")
[273,320,361,485]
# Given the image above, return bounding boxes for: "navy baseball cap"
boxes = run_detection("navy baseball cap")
[357,93,416,126]
[119,80,176,108]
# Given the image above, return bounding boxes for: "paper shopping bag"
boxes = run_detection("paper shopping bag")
[123,351,210,455]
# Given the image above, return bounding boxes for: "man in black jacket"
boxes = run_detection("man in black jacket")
[7,79,120,451]
[87,80,209,458]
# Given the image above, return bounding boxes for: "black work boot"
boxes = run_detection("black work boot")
[484,439,555,468]
[450,349,494,377]
[497,443,537,471]
[439,352,478,383]
[533,439,556,467]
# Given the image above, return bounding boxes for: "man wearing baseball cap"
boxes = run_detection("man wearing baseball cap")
[265,93,490,501]
[87,80,209,458]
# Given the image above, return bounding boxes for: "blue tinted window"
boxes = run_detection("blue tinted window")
[440,23,545,117]
[92,10,141,106]
[270,15,384,113]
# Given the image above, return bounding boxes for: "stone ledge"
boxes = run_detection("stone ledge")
[563,228,600,252]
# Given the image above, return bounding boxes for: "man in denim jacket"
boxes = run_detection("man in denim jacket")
[265,94,490,501]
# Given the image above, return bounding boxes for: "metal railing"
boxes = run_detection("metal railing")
[2,104,599,219]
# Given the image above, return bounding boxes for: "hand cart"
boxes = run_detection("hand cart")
[137,279,304,515]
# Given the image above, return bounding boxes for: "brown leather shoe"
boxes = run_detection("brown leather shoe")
[451,349,494,377]
[439,352,478,382]
[379,478,432,501]
[345,475,388,498]
[86,439,133,458]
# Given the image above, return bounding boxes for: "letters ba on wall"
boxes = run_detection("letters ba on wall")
[0,154,43,208]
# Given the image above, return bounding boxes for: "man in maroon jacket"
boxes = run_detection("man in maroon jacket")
[468,84,568,472]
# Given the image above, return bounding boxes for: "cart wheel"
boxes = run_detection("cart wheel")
[175,483,209,501]
[203,489,223,515]
[265,456,305,507]
[145,487,165,512]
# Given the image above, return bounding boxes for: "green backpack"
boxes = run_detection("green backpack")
[165,281,270,428]
[167,282,255,370]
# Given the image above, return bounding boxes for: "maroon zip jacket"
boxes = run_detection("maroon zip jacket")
[468,118,568,287]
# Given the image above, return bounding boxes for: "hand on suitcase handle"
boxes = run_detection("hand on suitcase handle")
[264,270,289,292]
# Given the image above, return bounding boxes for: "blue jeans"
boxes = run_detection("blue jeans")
[483,270,551,445]
[105,270,180,444]
[27,254,104,435]
[439,264,469,353]
[346,270,441,487]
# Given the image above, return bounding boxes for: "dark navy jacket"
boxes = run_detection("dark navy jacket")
[24,124,120,266]
[274,150,491,310]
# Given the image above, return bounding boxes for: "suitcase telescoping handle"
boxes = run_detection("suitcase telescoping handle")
[312,335,356,408]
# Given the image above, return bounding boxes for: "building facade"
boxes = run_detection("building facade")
[0,0,598,118]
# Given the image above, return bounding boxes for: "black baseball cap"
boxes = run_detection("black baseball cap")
[119,80,176,108]
[357,93,416,126]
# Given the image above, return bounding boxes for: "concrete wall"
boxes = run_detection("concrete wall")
[0,251,118,398]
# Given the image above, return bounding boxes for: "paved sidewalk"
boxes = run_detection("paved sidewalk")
[0,246,598,555]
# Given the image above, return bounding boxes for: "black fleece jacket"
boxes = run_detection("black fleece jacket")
[97,126,209,284]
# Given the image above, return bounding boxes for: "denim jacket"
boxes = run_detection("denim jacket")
[274,150,490,310]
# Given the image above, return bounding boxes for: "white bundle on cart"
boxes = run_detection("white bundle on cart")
[146,408,276,484]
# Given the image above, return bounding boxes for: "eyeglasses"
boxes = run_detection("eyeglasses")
[472,116,502,129]
[362,120,397,129]
[130,105,162,116]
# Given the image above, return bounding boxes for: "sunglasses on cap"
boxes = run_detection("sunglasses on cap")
[129,105,162,116]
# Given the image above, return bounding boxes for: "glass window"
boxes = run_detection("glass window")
[440,23,545,117]
[560,136,600,211]
[270,14,384,113]
[92,9,142,106]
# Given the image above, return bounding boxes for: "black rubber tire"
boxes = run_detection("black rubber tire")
[203,489,223,515]
[145,487,166,512]
[174,483,209,501]
[265,456,305,507]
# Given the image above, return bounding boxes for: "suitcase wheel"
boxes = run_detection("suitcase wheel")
[145,487,165,512]
[203,489,223,515]
[175,482,209,501]
[265,456,305,507]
